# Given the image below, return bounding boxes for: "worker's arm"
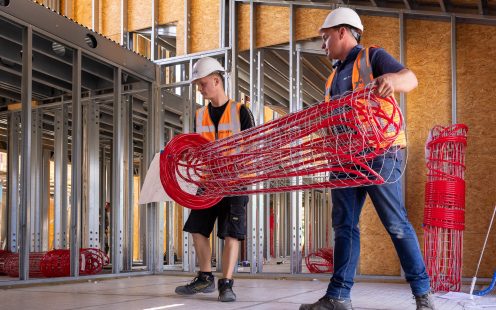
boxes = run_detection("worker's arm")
[374,68,418,98]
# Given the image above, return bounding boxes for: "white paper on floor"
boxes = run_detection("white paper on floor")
[435,292,496,309]
[437,292,480,300]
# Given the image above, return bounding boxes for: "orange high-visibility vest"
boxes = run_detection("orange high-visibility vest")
[195,99,242,142]
[324,47,406,148]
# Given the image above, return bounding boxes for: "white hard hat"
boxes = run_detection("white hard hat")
[320,7,363,32]
[191,57,225,83]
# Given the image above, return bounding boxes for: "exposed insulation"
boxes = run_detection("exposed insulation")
[102,0,121,40]
[74,0,92,29]
[457,23,496,277]
[191,0,219,53]
[405,19,451,236]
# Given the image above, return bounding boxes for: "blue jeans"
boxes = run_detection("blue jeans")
[326,150,430,300]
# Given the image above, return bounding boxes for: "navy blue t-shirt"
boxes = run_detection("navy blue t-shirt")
[329,44,405,98]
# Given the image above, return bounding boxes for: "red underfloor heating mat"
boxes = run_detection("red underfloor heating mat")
[160,86,406,210]
[423,124,468,292]
[0,248,109,278]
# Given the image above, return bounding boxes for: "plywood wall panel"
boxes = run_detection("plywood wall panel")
[457,23,496,277]
[102,0,120,39]
[191,0,219,53]
[238,4,289,51]
[74,0,92,29]
[358,15,401,276]
[405,19,451,237]
[295,8,329,41]
[128,0,151,32]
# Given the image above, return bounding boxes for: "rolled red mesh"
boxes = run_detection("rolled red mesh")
[160,87,405,209]
[423,124,468,292]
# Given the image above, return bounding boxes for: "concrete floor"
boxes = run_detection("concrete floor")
[0,274,495,310]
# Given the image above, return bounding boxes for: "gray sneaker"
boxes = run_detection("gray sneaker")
[218,278,236,302]
[415,293,436,310]
[299,297,353,310]
[175,272,215,295]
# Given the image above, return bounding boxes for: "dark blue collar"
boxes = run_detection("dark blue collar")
[333,44,363,69]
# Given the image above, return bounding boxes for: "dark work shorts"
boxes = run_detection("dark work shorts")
[183,195,248,241]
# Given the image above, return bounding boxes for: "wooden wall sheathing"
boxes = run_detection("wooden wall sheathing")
[358,15,401,276]
[102,0,120,40]
[191,0,219,53]
[405,19,452,242]
[74,0,92,29]
[457,23,496,278]
[128,0,151,32]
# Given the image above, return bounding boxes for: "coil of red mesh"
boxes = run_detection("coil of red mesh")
[160,87,405,209]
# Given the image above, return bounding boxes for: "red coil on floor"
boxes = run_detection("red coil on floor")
[160,87,405,209]
[0,248,109,278]
[423,124,468,292]
[305,248,334,273]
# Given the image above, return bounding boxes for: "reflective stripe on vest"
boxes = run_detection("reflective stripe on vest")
[195,99,242,142]
[324,46,406,148]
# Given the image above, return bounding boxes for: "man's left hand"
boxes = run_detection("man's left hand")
[373,74,395,97]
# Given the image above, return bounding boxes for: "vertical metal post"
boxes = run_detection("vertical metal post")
[123,95,134,271]
[70,48,82,277]
[228,0,238,100]
[112,67,124,273]
[8,112,20,253]
[289,5,303,274]
[151,0,158,60]
[83,99,101,249]
[92,0,100,32]
[165,129,175,266]
[54,104,68,249]
[219,0,228,48]
[30,110,42,252]
[274,193,280,258]
[256,50,265,273]
[451,15,457,124]
[41,149,50,251]
[19,25,33,280]
[185,0,190,54]
[100,147,107,251]
[120,0,129,47]
[247,0,258,274]
[304,190,310,256]
[182,60,194,272]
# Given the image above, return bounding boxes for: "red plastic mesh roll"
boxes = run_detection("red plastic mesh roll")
[0,248,109,278]
[160,87,405,209]
[305,248,334,273]
[423,124,468,292]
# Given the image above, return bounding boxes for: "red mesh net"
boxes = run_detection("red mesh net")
[0,248,109,278]
[423,124,468,292]
[305,248,334,273]
[160,87,405,209]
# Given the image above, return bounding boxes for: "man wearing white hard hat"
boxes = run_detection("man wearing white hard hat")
[300,8,435,310]
[174,57,254,302]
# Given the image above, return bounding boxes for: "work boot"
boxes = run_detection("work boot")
[415,293,436,310]
[218,278,236,302]
[299,296,353,310]
[175,271,215,295]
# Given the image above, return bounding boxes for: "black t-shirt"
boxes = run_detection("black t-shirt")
[196,100,255,133]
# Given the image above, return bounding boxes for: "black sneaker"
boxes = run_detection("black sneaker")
[175,272,215,295]
[299,296,353,310]
[415,293,436,310]
[218,278,236,302]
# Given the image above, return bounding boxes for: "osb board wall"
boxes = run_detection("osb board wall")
[74,0,92,29]
[190,0,219,53]
[457,23,496,278]
[102,0,120,40]
[295,8,329,41]
[128,0,151,32]
[158,0,184,55]
[405,19,451,235]
[358,15,402,276]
